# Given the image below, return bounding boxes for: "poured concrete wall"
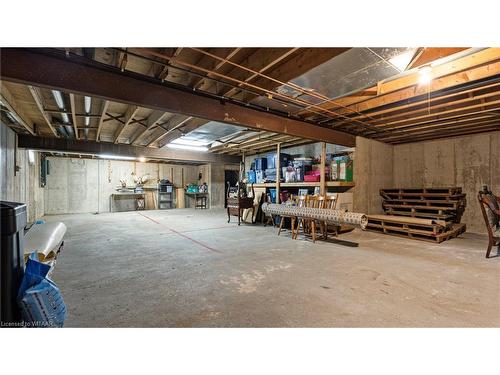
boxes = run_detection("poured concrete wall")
[44,157,221,214]
[0,123,44,222]
[393,131,500,233]
[353,136,394,215]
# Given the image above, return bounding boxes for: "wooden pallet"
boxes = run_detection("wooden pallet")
[381,198,465,209]
[380,187,462,195]
[366,219,466,243]
[367,215,451,235]
[383,210,455,221]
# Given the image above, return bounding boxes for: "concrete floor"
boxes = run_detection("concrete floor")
[46,208,500,327]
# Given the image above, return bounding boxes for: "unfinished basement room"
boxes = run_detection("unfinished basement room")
[1,46,499,332]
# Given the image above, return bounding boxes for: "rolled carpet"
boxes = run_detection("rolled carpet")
[261,203,368,230]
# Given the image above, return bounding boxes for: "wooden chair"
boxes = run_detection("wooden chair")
[294,195,319,243]
[277,195,297,237]
[261,193,275,227]
[292,195,307,240]
[478,186,500,258]
[321,194,338,239]
[227,182,255,225]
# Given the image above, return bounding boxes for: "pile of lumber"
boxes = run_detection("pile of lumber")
[366,187,467,243]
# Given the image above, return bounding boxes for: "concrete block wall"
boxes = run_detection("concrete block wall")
[393,131,500,233]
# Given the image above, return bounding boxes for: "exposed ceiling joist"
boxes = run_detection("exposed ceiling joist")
[406,47,468,70]
[0,49,355,147]
[96,100,109,142]
[157,118,207,148]
[0,82,36,135]
[130,110,167,145]
[149,115,193,147]
[28,85,59,137]
[301,48,500,117]
[114,105,139,143]
[69,93,79,139]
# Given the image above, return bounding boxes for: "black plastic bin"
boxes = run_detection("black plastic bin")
[1,201,27,326]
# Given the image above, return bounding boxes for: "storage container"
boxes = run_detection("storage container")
[254,157,267,171]
[247,170,256,184]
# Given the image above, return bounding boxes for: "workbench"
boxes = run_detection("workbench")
[110,192,146,212]
[185,192,209,209]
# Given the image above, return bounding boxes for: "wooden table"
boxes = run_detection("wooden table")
[110,192,146,212]
[185,192,209,209]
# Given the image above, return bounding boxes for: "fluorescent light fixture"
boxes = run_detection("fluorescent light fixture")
[418,66,432,85]
[98,154,137,161]
[85,116,90,126]
[171,138,207,147]
[61,112,70,124]
[84,96,91,114]
[167,143,208,152]
[51,90,65,109]
[28,150,35,165]
[389,50,415,72]
[138,157,146,162]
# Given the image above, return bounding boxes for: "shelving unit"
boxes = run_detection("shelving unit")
[252,181,355,188]
[249,142,354,203]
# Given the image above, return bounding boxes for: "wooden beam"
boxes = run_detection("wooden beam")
[147,115,193,147]
[130,110,167,145]
[320,142,326,196]
[334,80,500,126]
[114,105,139,143]
[96,100,109,142]
[69,93,79,139]
[191,48,242,89]
[18,135,242,164]
[157,118,207,148]
[373,113,500,140]
[300,48,500,117]
[213,48,299,97]
[340,90,500,130]
[407,47,468,69]
[380,118,500,142]
[27,85,59,137]
[0,49,355,146]
[241,48,350,102]
[0,82,36,135]
[276,143,281,203]
[390,126,500,145]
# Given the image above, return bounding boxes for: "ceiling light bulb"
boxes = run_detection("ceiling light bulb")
[418,66,432,85]
[84,96,91,114]
[51,90,65,109]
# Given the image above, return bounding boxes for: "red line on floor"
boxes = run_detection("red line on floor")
[137,211,223,254]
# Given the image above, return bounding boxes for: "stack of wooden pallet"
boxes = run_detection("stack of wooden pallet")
[366,187,467,243]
